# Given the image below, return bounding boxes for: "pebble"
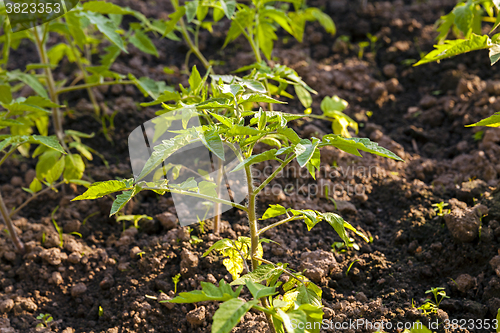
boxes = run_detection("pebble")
[0,299,14,313]
[186,306,206,326]
[71,283,87,297]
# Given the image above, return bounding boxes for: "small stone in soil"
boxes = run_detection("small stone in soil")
[71,283,87,297]
[186,306,206,326]
[0,299,14,313]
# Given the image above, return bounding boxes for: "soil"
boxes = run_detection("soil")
[2,0,500,332]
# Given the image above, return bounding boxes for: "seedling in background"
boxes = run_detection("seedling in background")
[98,306,104,317]
[51,206,63,248]
[116,214,153,230]
[417,287,449,315]
[172,273,181,294]
[36,313,53,328]
[358,41,370,59]
[432,202,450,217]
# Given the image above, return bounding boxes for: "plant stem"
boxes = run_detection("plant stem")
[0,189,24,252]
[257,215,304,236]
[212,157,224,235]
[244,163,276,333]
[142,186,247,211]
[56,80,135,95]
[33,26,66,148]
[64,34,100,116]
[10,181,64,218]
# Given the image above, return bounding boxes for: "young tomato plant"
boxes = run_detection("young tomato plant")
[73,70,403,332]
[416,0,500,127]
[0,0,171,251]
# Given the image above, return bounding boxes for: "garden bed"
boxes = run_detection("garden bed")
[2,0,500,332]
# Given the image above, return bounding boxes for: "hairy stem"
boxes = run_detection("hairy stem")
[64,35,100,116]
[0,189,24,252]
[244,164,276,333]
[257,215,304,236]
[213,157,224,235]
[33,26,66,148]
[141,186,248,212]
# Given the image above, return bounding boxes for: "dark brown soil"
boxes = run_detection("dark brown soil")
[2,0,500,332]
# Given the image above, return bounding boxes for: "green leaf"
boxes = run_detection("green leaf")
[290,209,319,230]
[137,129,199,180]
[224,7,254,47]
[321,95,347,112]
[162,6,186,37]
[309,8,335,34]
[220,84,243,98]
[72,179,131,201]
[198,128,225,161]
[220,0,236,19]
[257,21,277,60]
[84,12,127,53]
[231,149,277,172]
[198,181,217,197]
[0,84,12,104]
[203,238,234,257]
[320,134,404,161]
[185,1,199,23]
[82,1,133,14]
[212,299,259,333]
[245,280,277,299]
[25,96,61,108]
[65,11,86,49]
[261,204,287,220]
[343,221,369,243]
[29,178,42,193]
[496,308,500,333]
[466,112,500,127]
[196,98,233,109]
[168,280,242,303]
[46,157,65,184]
[277,128,301,144]
[321,212,350,245]
[436,12,455,43]
[295,138,320,167]
[296,283,322,307]
[110,186,140,216]
[129,30,159,57]
[490,44,500,66]
[8,72,48,99]
[277,308,307,333]
[188,65,203,93]
[225,125,262,137]
[239,93,286,105]
[297,303,324,333]
[209,112,233,127]
[128,74,169,99]
[241,79,266,93]
[453,2,473,36]
[231,264,282,285]
[294,85,312,108]
[140,91,181,107]
[29,135,65,154]
[64,154,85,181]
[414,33,491,66]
